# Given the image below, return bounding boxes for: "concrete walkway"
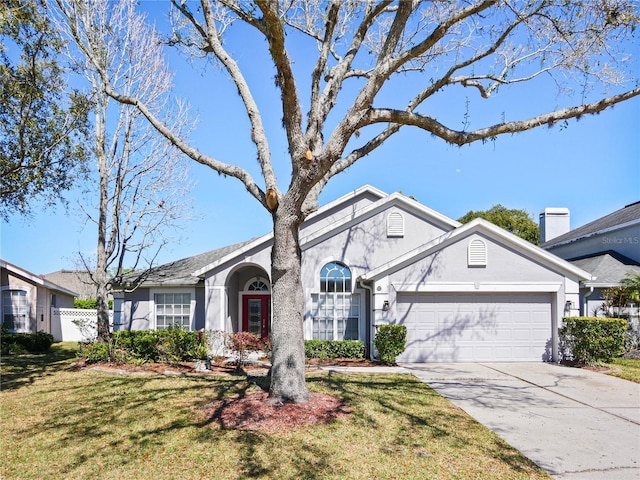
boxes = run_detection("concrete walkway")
[403,362,640,480]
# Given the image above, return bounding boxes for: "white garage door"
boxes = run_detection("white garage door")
[395,293,552,362]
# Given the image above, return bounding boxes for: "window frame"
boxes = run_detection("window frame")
[1,288,30,332]
[151,288,195,331]
[312,262,360,341]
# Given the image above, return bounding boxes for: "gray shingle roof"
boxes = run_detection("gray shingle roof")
[569,251,640,285]
[541,201,640,248]
[118,239,256,287]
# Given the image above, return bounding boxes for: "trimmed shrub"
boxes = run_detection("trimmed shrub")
[374,324,407,365]
[1,331,54,354]
[154,326,200,363]
[304,340,365,359]
[108,328,200,363]
[79,341,110,363]
[559,316,626,365]
[112,330,160,362]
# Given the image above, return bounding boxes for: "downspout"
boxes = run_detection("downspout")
[583,285,595,316]
[358,279,375,360]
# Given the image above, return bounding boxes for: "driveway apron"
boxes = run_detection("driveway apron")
[403,362,640,480]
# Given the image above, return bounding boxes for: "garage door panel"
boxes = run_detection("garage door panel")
[395,293,552,362]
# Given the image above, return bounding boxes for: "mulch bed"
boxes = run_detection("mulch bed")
[201,389,351,434]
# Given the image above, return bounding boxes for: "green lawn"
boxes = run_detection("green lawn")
[1,343,551,480]
[606,357,640,383]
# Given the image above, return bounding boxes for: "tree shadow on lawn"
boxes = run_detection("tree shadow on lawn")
[192,373,546,479]
[0,342,79,391]
[4,357,548,480]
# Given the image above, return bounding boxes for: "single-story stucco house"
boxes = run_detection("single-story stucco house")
[1,259,77,334]
[114,185,594,363]
[540,201,640,317]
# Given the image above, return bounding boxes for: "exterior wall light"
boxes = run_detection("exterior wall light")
[382,300,390,312]
[564,300,573,314]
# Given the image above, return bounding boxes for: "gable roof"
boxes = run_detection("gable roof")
[117,239,255,287]
[0,259,79,297]
[568,251,640,287]
[299,190,460,250]
[359,218,593,282]
[193,186,461,277]
[541,201,640,249]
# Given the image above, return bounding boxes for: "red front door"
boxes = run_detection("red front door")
[242,295,271,339]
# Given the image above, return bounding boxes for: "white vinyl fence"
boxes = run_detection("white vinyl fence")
[51,308,113,342]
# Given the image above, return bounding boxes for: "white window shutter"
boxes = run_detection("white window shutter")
[468,239,487,266]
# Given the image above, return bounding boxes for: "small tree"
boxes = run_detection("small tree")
[458,205,539,244]
[621,273,640,305]
[601,286,630,319]
[227,332,263,371]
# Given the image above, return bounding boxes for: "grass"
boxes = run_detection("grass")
[0,343,551,480]
[605,357,640,383]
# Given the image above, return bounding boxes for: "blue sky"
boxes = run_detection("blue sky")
[1,3,639,276]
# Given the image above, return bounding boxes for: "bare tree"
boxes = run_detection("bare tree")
[60,0,639,402]
[51,0,194,341]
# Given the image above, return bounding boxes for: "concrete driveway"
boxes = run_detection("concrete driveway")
[403,362,640,480]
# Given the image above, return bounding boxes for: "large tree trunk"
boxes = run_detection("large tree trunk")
[268,205,311,404]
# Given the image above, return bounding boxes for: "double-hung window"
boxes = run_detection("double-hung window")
[155,293,191,330]
[312,262,359,340]
[2,290,28,332]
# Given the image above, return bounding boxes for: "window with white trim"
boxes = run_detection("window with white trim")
[468,239,487,267]
[2,289,28,332]
[387,212,404,237]
[155,293,191,329]
[312,262,360,340]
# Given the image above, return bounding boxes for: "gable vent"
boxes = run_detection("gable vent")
[468,239,487,267]
[387,212,404,237]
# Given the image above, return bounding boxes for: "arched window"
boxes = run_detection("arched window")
[320,262,352,292]
[313,262,359,341]
[248,280,269,291]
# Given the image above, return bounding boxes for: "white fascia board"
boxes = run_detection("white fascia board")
[309,184,388,218]
[392,282,563,293]
[582,281,620,288]
[360,218,594,282]
[192,232,273,278]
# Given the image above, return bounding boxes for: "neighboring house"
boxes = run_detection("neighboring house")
[44,270,97,300]
[540,201,640,317]
[1,259,77,334]
[115,185,592,363]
